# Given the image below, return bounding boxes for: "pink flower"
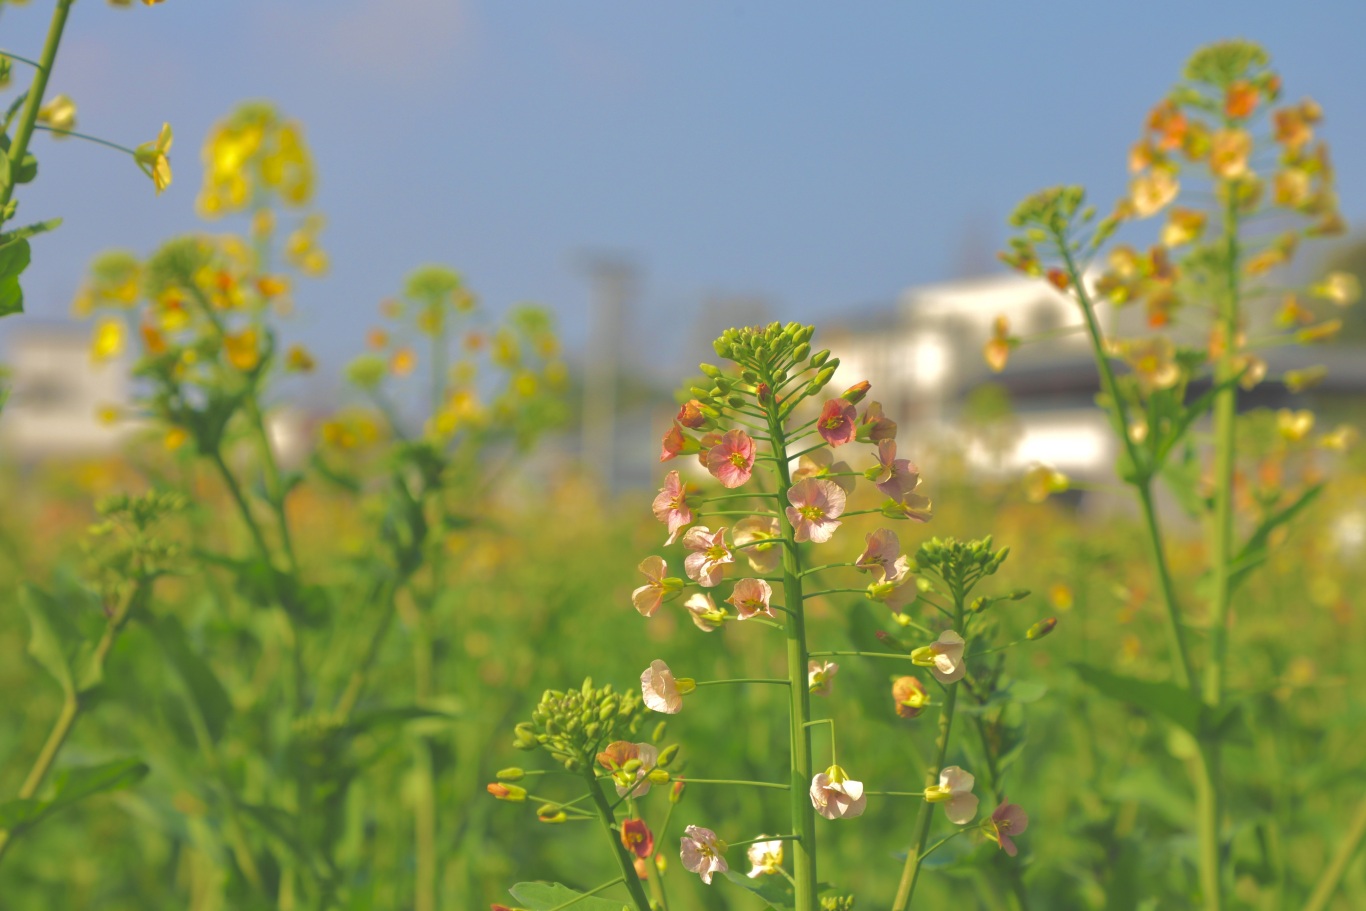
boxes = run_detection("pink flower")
[676,399,707,429]
[858,401,897,443]
[733,515,782,574]
[614,742,660,798]
[841,380,871,404]
[808,660,839,696]
[810,765,866,820]
[746,837,784,877]
[924,766,978,825]
[855,529,902,582]
[641,659,683,714]
[652,471,693,545]
[987,801,1029,857]
[817,399,857,447]
[621,817,655,859]
[785,478,847,544]
[792,448,855,494]
[726,578,775,620]
[682,526,733,587]
[684,593,726,631]
[912,630,966,684]
[705,429,757,488]
[660,422,686,462]
[871,440,920,501]
[632,556,681,617]
[680,825,728,884]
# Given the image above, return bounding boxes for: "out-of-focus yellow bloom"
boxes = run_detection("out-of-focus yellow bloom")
[983,314,1015,373]
[1048,582,1074,612]
[512,370,538,398]
[134,122,173,194]
[1310,272,1360,306]
[1283,366,1327,393]
[1234,354,1266,391]
[492,330,519,367]
[1209,129,1252,180]
[1120,337,1181,392]
[37,94,76,132]
[1275,294,1314,328]
[429,389,485,438]
[380,298,404,320]
[140,323,168,356]
[156,288,190,331]
[1296,319,1342,344]
[1023,464,1070,503]
[198,104,314,217]
[453,287,477,312]
[1244,233,1297,276]
[390,346,417,377]
[284,215,328,277]
[545,359,568,389]
[1276,409,1314,442]
[1225,81,1259,119]
[223,328,260,371]
[91,318,125,361]
[1129,170,1178,218]
[96,405,120,425]
[256,274,290,298]
[164,427,190,451]
[345,354,387,390]
[195,265,245,311]
[251,208,276,239]
[1318,424,1358,452]
[1161,208,1206,247]
[1273,169,1311,209]
[321,411,383,451]
[284,344,315,373]
[366,328,390,350]
[450,360,477,385]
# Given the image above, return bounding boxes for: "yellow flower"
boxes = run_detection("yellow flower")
[164,427,190,451]
[37,94,76,132]
[1283,366,1327,393]
[1317,425,1358,452]
[91,318,125,361]
[1310,272,1360,306]
[983,314,1014,373]
[223,328,260,371]
[390,347,417,377]
[134,122,173,194]
[1296,320,1342,344]
[1209,129,1252,180]
[1121,337,1181,392]
[1023,464,1070,503]
[1129,170,1178,219]
[285,344,315,373]
[1161,208,1206,247]
[1276,409,1314,442]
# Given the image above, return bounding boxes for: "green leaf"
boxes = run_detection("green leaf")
[723,869,796,908]
[0,236,30,316]
[148,616,232,743]
[47,758,149,814]
[506,881,631,911]
[1072,663,1204,737]
[0,131,37,183]
[1229,483,1323,595]
[346,705,457,736]
[21,584,76,695]
[1158,441,1207,518]
[0,798,47,829]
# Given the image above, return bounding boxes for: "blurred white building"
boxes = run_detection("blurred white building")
[0,323,134,459]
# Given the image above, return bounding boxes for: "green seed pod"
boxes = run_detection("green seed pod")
[623,758,643,774]
[496,767,526,781]
[584,721,601,740]
[741,369,760,384]
[811,349,831,368]
[712,339,733,359]
[690,386,713,400]
[714,376,732,393]
[536,803,560,818]
[598,702,617,722]
[1027,617,1058,640]
[708,386,723,398]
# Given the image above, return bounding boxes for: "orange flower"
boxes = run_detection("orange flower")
[1129,170,1178,218]
[224,328,260,371]
[1209,129,1252,180]
[1225,81,1258,119]
[983,315,1015,373]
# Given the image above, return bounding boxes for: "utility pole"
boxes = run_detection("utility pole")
[580,255,636,489]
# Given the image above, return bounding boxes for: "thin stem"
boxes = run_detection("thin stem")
[800,562,858,577]
[920,827,969,862]
[582,772,652,911]
[729,834,801,849]
[803,588,867,599]
[1301,793,1366,911]
[810,650,916,662]
[0,0,73,212]
[694,678,790,687]
[0,50,44,71]
[675,778,790,791]
[31,125,137,156]
[700,491,781,503]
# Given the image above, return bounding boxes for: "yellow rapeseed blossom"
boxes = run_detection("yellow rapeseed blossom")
[134,122,173,194]
[1209,129,1253,180]
[1161,208,1206,247]
[164,427,190,451]
[1276,409,1314,442]
[1023,464,1070,503]
[37,94,76,132]
[285,344,316,373]
[390,347,417,377]
[1283,366,1327,393]
[91,318,125,361]
[1129,170,1178,218]
[223,328,260,371]
[1318,424,1358,452]
[1120,337,1181,392]
[1310,271,1360,306]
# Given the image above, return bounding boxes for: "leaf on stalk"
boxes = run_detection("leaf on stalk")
[20,583,77,695]
[0,758,148,832]
[507,881,631,911]
[1071,663,1204,737]
[1228,483,1323,595]
[148,616,232,743]
[0,236,30,316]
[0,218,60,252]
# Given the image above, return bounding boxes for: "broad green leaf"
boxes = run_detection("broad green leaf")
[0,236,30,316]
[0,131,37,183]
[723,869,796,908]
[507,881,631,911]
[1072,663,1204,737]
[0,798,47,829]
[21,584,76,695]
[1228,483,1323,595]
[47,757,149,814]
[235,802,311,863]
[148,616,232,743]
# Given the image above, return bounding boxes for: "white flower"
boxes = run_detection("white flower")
[746,836,784,877]
[641,659,682,714]
[680,825,728,884]
[924,765,978,825]
[809,765,867,820]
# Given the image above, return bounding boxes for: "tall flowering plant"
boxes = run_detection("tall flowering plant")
[997,40,1360,911]
[494,323,1055,910]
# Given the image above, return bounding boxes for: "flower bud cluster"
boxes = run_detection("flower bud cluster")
[915,535,1009,599]
[512,677,646,772]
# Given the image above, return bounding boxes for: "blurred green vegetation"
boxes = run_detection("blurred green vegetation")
[0,432,1361,910]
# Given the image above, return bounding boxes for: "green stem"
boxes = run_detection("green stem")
[0,0,72,213]
[891,594,965,911]
[1301,793,1366,911]
[674,778,790,790]
[810,650,916,662]
[31,125,137,155]
[1056,237,1197,694]
[694,677,790,687]
[728,834,801,849]
[768,396,819,911]
[583,773,652,911]
[0,50,44,71]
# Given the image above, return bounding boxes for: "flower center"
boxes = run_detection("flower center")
[729,451,748,468]
[799,505,824,521]
[705,545,728,561]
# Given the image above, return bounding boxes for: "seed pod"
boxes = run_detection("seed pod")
[727,395,746,409]
[647,768,671,785]
[652,721,668,743]
[689,386,712,400]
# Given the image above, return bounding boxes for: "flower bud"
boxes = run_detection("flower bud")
[670,779,685,803]
[699,363,722,378]
[1027,617,1058,640]
[806,366,836,395]
[647,768,671,785]
[622,758,643,774]
[655,853,668,874]
[538,809,568,824]
[811,349,831,368]
[841,380,871,404]
[793,342,811,362]
[676,677,697,695]
[657,743,680,767]
[727,395,746,409]
[741,369,760,384]
[713,339,733,359]
[689,386,712,400]
[495,767,525,781]
[488,783,527,802]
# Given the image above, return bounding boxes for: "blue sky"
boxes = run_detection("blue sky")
[2,0,1363,385]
